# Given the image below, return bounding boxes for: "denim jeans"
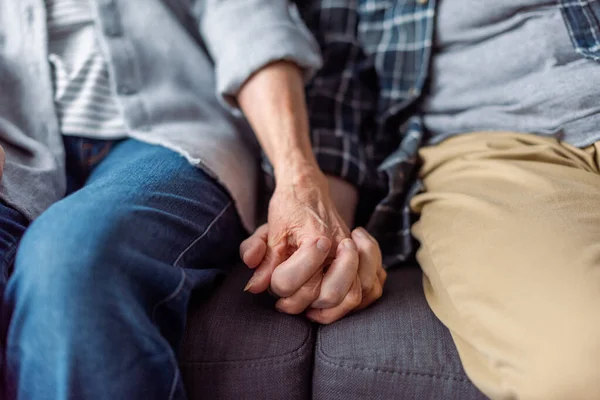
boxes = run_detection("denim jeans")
[1,137,246,399]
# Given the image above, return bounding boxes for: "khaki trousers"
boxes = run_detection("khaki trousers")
[410,132,600,400]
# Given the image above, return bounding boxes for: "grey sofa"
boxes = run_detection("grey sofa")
[179,265,487,399]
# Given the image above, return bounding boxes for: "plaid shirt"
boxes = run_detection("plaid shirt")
[265,0,600,268]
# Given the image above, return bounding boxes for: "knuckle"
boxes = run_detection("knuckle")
[360,276,375,293]
[270,277,294,297]
[318,291,344,308]
[348,290,362,307]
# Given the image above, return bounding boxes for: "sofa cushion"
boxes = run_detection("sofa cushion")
[179,264,314,400]
[313,267,486,400]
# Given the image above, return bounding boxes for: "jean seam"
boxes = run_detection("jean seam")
[151,200,233,400]
[173,201,233,267]
[152,199,233,323]
[151,268,187,324]
[148,266,185,400]
[168,357,182,400]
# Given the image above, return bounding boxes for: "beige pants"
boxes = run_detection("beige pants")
[410,132,600,400]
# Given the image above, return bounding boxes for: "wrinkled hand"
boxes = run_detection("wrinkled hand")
[306,227,387,324]
[241,170,349,295]
[240,171,387,324]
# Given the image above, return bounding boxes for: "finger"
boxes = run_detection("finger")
[243,241,287,294]
[377,266,388,287]
[275,268,323,315]
[310,238,359,309]
[352,228,382,295]
[239,225,268,269]
[355,280,383,311]
[306,275,362,325]
[270,236,331,298]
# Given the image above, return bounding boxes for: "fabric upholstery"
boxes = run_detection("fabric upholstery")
[313,267,486,400]
[180,265,315,400]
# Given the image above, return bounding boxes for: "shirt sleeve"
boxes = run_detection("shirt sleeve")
[198,0,323,110]
[283,1,379,189]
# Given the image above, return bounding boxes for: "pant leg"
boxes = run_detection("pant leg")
[410,132,600,400]
[0,203,29,399]
[4,139,247,400]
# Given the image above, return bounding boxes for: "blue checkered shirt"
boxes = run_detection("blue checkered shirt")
[264,0,600,268]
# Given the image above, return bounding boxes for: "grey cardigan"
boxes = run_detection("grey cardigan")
[0,0,322,231]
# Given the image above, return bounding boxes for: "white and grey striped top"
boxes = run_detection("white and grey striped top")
[46,0,127,138]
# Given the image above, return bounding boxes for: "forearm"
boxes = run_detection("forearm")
[237,61,358,224]
[237,61,320,184]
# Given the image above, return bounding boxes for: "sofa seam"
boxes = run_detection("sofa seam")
[180,328,314,369]
[316,353,469,382]
[316,336,469,383]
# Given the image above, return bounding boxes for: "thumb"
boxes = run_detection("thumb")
[240,224,268,269]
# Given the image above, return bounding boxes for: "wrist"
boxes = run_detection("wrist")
[273,152,323,187]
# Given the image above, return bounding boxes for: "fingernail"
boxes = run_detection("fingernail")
[316,237,331,253]
[354,227,367,239]
[343,239,357,251]
[243,278,255,292]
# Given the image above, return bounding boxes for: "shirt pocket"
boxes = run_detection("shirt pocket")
[559,0,600,61]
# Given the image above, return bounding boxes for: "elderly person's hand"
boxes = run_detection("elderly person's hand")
[240,175,387,324]
[236,61,386,323]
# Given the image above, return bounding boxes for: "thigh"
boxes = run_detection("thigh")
[410,132,600,399]
[76,137,245,271]
[5,139,246,399]
[10,138,245,348]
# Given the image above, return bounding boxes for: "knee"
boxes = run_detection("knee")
[11,203,123,306]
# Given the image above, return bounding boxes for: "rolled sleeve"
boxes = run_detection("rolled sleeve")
[199,0,323,110]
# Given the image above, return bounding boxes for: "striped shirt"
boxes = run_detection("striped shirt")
[46,0,127,138]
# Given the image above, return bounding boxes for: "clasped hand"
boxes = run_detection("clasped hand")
[240,170,386,324]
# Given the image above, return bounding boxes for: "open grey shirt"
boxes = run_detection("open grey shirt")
[0,0,322,231]
[422,0,600,147]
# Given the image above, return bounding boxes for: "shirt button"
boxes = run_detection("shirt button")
[409,87,420,96]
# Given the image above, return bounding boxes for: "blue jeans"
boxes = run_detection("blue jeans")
[1,137,246,399]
